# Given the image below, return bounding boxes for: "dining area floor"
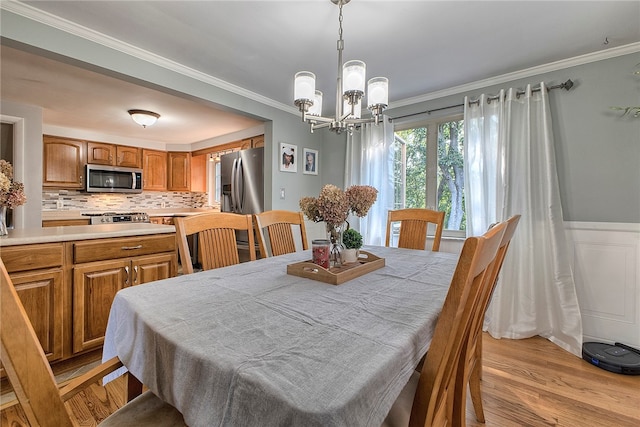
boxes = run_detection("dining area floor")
[2,333,638,426]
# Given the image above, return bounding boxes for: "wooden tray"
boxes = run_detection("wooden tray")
[286,250,385,285]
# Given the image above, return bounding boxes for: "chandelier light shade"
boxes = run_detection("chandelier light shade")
[293,0,389,134]
[128,109,160,128]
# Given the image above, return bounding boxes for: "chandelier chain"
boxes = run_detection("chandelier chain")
[338,1,343,43]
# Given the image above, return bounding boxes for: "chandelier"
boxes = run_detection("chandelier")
[293,0,389,134]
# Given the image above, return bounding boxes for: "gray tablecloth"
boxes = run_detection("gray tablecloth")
[103,246,458,427]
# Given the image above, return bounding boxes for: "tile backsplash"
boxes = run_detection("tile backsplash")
[43,190,211,211]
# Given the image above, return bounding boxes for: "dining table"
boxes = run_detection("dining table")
[102,245,459,427]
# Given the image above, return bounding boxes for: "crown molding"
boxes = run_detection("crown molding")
[3,1,639,116]
[389,42,640,109]
[1,1,299,116]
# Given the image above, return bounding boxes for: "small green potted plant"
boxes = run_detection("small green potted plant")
[342,228,363,263]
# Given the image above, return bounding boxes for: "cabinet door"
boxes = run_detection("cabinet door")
[168,152,191,191]
[43,135,86,189]
[10,269,64,362]
[190,153,207,193]
[87,142,115,165]
[117,145,142,168]
[252,135,264,148]
[143,149,167,191]
[72,259,129,353]
[133,253,177,285]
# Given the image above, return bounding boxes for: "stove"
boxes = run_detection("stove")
[82,212,150,225]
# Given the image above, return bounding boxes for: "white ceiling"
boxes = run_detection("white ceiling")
[2,1,639,145]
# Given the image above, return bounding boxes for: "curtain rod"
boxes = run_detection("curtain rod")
[390,79,574,121]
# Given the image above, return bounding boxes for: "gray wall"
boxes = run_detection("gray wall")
[386,52,640,224]
[2,9,638,225]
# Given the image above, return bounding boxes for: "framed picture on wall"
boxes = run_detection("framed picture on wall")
[280,142,297,173]
[303,148,318,175]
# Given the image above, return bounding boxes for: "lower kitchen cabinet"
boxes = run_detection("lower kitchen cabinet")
[0,243,65,374]
[72,235,177,353]
[10,269,64,362]
[0,232,177,376]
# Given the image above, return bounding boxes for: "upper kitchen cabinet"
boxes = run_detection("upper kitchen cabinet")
[168,152,191,191]
[190,153,207,193]
[117,145,142,168]
[87,142,114,165]
[87,142,142,168]
[240,135,264,149]
[143,149,167,191]
[43,135,86,189]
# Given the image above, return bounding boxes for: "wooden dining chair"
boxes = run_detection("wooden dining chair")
[382,221,507,427]
[174,212,256,274]
[253,210,309,258]
[0,260,186,426]
[385,208,446,251]
[454,214,521,426]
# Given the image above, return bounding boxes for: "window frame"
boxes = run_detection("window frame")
[393,112,465,239]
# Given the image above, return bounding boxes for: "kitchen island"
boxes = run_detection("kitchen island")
[0,223,178,378]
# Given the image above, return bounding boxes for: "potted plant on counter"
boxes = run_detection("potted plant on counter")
[342,228,363,264]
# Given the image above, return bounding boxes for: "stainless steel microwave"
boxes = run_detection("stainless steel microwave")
[86,164,143,193]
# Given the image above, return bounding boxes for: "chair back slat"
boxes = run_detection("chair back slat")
[267,223,297,256]
[175,212,255,274]
[386,208,445,251]
[408,221,507,427]
[254,210,308,258]
[0,260,74,426]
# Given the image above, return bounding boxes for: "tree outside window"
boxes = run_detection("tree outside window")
[393,116,465,237]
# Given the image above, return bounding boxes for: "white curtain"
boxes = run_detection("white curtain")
[345,118,395,246]
[464,83,583,356]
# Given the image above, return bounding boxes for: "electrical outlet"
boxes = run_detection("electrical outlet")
[280,188,286,199]
[56,199,64,209]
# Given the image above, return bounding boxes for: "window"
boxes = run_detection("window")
[393,115,466,237]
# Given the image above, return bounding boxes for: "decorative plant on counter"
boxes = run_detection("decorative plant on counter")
[0,160,26,236]
[299,184,377,266]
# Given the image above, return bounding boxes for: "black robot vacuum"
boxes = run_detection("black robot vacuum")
[582,342,640,375]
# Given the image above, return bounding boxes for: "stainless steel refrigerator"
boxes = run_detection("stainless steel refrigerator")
[221,147,264,245]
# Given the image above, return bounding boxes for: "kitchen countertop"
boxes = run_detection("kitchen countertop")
[42,208,219,221]
[0,223,176,247]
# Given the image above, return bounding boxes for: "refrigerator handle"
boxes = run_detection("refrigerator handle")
[231,158,238,212]
[235,157,243,213]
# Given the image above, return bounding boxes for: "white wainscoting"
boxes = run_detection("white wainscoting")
[565,222,640,348]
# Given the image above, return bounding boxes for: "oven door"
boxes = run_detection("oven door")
[86,165,143,193]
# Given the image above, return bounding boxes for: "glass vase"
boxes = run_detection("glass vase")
[326,222,345,268]
[0,206,7,236]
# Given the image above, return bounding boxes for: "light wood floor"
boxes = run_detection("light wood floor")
[2,334,639,426]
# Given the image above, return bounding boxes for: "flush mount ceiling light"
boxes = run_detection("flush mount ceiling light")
[128,109,160,128]
[293,0,389,135]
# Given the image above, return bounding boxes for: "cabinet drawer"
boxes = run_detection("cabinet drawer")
[73,234,176,264]
[1,243,64,273]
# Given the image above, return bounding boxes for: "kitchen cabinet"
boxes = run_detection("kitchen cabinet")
[43,135,86,189]
[43,219,91,227]
[0,243,65,364]
[87,141,115,165]
[143,149,167,191]
[87,142,142,168]
[150,216,174,225]
[168,152,191,191]
[71,234,177,353]
[241,135,264,149]
[190,153,207,193]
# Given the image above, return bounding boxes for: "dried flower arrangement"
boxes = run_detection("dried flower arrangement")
[299,184,378,227]
[0,160,26,209]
